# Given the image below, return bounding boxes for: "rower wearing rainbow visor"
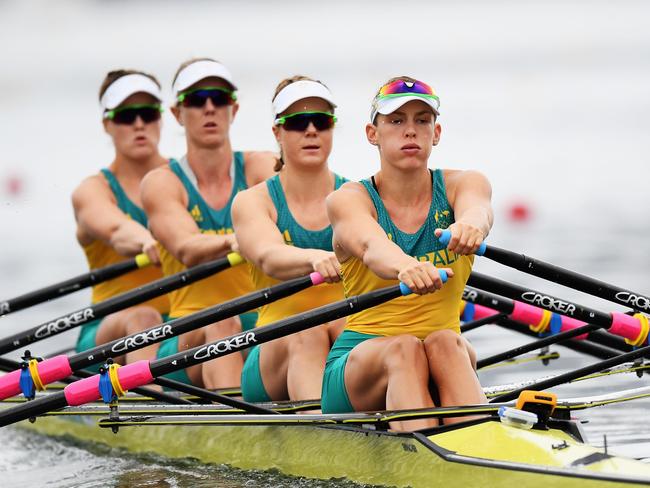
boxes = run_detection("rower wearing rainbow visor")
[233,76,347,403]
[323,76,493,431]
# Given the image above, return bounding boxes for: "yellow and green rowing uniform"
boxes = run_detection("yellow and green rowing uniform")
[322,169,473,413]
[156,154,257,384]
[241,173,347,402]
[75,168,170,355]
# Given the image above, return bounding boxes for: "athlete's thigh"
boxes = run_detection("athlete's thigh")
[343,335,403,412]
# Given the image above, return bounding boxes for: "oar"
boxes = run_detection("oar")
[0,357,192,405]
[0,253,243,356]
[467,272,650,348]
[495,318,623,360]
[0,254,151,317]
[490,342,650,403]
[0,272,326,400]
[438,229,650,314]
[0,274,446,427]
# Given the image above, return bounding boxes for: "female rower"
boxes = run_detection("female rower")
[232,76,346,403]
[73,69,170,365]
[141,58,276,388]
[323,76,493,430]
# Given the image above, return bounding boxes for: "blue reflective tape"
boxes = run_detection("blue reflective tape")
[19,367,35,400]
[98,366,115,404]
[549,313,563,335]
[461,302,476,322]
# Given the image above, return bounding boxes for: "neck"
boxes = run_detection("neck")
[111,152,166,179]
[186,141,233,183]
[374,163,431,206]
[279,162,332,201]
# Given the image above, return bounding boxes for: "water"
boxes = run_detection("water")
[1,0,650,485]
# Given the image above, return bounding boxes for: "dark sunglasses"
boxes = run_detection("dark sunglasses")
[274,111,337,132]
[104,104,163,125]
[177,86,237,108]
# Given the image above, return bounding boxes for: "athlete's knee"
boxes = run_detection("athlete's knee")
[384,335,427,370]
[206,318,242,338]
[126,307,162,329]
[287,326,329,351]
[424,329,465,358]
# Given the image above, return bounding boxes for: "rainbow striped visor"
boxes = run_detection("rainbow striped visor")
[370,79,440,122]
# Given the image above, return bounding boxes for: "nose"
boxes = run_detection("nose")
[305,122,318,134]
[403,120,417,138]
[204,97,216,113]
[133,115,146,129]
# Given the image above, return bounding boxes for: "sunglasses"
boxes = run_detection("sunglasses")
[274,111,337,132]
[378,79,439,101]
[104,104,163,125]
[177,86,237,108]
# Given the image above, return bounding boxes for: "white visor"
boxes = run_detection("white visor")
[370,95,440,123]
[272,80,336,116]
[100,74,162,111]
[172,60,237,96]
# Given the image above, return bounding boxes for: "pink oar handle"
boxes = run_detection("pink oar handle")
[309,272,325,286]
[609,312,643,342]
[0,355,73,400]
[64,360,153,406]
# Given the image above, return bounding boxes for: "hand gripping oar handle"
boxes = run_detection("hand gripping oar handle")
[0,270,326,400]
[0,273,448,426]
[0,253,243,356]
[0,254,151,317]
[437,229,486,256]
[441,229,650,315]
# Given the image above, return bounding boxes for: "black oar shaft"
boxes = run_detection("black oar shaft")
[0,256,142,317]
[68,275,315,371]
[0,257,233,355]
[149,285,404,378]
[468,272,614,328]
[460,313,507,333]
[483,245,650,314]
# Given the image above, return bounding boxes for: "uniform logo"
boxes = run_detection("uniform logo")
[190,205,203,222]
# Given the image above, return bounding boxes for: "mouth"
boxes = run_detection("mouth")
[134,135,148,143]
[302,145,321,151]
[401,143,421,151]
[204,122,217,128]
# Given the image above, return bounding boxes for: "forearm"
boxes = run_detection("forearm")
[455,205,493,237]
[360,237,416,281]
[255,245,321,280]
[108,221,152,257]
[175,233,233,268]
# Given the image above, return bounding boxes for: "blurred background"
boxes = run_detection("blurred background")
[0,0,649,486]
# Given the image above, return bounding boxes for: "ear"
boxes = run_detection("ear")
[171,105,183,126]
[272,124,281,144]
[432,121,442,146]
[102,118,110,134]
[365,123,379,146]
[230,102,239,122]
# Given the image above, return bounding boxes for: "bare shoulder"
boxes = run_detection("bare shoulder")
[233,179,272,209]
[140,166,185,205]
[326,181,374,217]
[243,151,277,184]
[442,169,491,200]
[71,173,113,210]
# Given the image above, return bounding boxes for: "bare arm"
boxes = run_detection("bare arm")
[327,182,451,294]
[243,151,278,187]
[72,175,159,263]
[141,168,235,268]
[438,170,493,255]
[232,186,340,282]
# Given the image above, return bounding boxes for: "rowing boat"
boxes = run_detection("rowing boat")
[13,387,650,487]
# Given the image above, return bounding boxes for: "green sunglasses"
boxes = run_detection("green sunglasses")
[177,86,238,107]
[104,104,163,125]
